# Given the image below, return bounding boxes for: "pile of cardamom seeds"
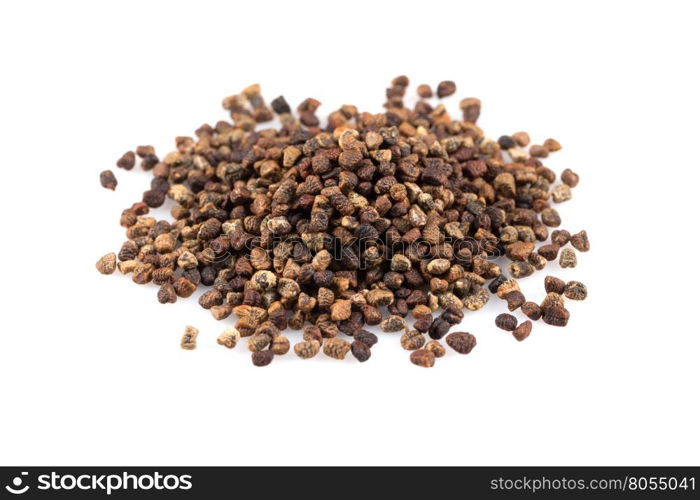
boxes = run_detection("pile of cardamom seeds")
[96,77,589,367]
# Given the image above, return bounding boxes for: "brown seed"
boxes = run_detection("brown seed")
[248,333,272,352]
[95,253,117,275]
[355,330,378,348]
[417,84,433,98]
[330,299,352,322]
[116,151,136,170]
[351,340,371,362]
[217,327,240,349]
[544,276,566,294]
[436,80,456,98]
[252,350,274,367]
[530,145,549,158]
[564,281,588,300]
[410,349,436,368]
[570,230,590,252]
[551,229,571,247]
[495,313,518,331]
[551,184,572,203]
[295,340,321,359]
[505,290,526,311]
[99,170,118,190]
[540,208,561,227]
[496,279,521,299]
[543,138,562,152]
[561,169,579,187]
[541,292,565,312]
[513,320,532,341]
[559,248,577,268]
[180,326,199,350]
[512,131,531,147]
[446,332,477,354]
[459,97,481,122]
[542,306,570,327]
[538,244,560,261]
[400,330,426,350]
[380,315,407,333]
[157,284,177,304]
[323,337,351,360]
[506,241,535,261]
[271,336,290,355]
[424,340,446,358]
[509,261,534,279]
[521,302,542,321]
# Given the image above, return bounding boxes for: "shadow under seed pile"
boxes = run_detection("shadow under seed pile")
[96,76,589,367]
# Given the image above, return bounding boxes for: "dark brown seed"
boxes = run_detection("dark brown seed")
[410,349,435,367]
[270,95,291,114]
[99,170,118,190]
[252,350,274,367]
[355,330,378,348]
[521,302,542,321]
[157,284,177,304]
[570,230,590,252]
[446,332,477,354]
[513,320,532,341]
[505,291,526,311]
[351,341,371,362]
[551,230,571,247]
[495,313,517,331]
[544,276,566,294]
[542,306,570,327]
[538,244,560,261]
[116,151,136,170]
[436,80,456,98]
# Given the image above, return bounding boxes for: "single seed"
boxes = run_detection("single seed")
[381,315,407,333]
[505,290,526,311]
[417,84,433,98]
[564,281,588,300]
[521,302,542,321]
[570,230,590,252]
[252,350,274,367]
[410,349,436,368]
[513,320,532,341]
[95,253,117,275]
[559,248,577,268]
[217,327,240,349]
[446,332,477,354]
[436,80,456,98]
[99,170,118,190]
[351,341,371,362]
[294,340,321,359]
[323,337,351,360]
[180,326,198,350]
[271,336,291,355]
[544,276,566,294]
[400,330,426,350]
[424,340,446,358]
[495,313,518,331]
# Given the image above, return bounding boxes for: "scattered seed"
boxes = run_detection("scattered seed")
[564,281,588,300]
[100,170,118,190]
[495,313,518,331]
[96,253,117,275]
[410,349,436,368]
[180,326,198,350]
[513,321,532,341]
[446,332,477,354]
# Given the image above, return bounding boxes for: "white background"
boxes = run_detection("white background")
[1,1,698,466]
